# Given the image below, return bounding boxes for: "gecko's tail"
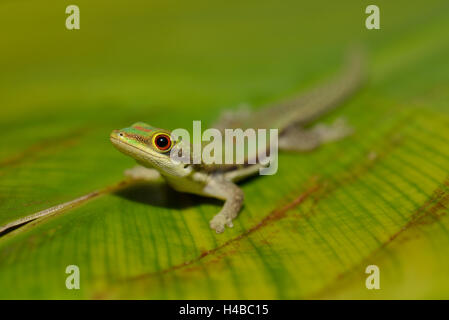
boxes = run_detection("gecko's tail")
[341,45,366,94]
[313,45,366,115]
[210,47,365,133]
[266,47,366,129]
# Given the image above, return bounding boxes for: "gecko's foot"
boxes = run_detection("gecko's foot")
[315,117,354,143]
[210,214,234,233]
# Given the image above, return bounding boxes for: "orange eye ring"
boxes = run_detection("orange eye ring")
[152,133,173,152]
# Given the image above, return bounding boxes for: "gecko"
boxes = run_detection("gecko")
[110,51,364,233]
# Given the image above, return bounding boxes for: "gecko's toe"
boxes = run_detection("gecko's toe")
[210,215,228,233]
[212,224,225,233]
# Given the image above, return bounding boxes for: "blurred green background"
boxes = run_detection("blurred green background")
[0,0,448,299]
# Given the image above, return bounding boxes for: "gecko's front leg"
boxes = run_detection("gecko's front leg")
[204,177,244,233]
[124,165,162,181]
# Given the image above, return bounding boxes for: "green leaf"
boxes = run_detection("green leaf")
[1,0,449,299]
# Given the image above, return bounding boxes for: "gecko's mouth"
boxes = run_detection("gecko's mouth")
[110,135,145,155]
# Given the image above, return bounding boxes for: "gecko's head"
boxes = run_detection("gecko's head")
[110,122,183,175]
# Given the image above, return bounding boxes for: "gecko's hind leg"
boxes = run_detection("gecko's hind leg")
[124,165,162,181]
[224,164,265,183]
[279,117,353,151]
[204,178,244,233]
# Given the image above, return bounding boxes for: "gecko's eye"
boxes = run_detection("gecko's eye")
[152,133,172,152]
[118,132,124,137]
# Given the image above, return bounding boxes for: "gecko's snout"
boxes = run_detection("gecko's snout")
[111,129,125,137]
[110,129,118,138]
[110,130,124,143]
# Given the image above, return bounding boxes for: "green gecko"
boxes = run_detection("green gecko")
[110,51,364,233]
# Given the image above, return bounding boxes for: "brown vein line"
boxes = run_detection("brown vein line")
[121,183,321,283]
[308,178,449,299]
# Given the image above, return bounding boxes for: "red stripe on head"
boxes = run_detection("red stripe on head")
[134,126,153,132]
